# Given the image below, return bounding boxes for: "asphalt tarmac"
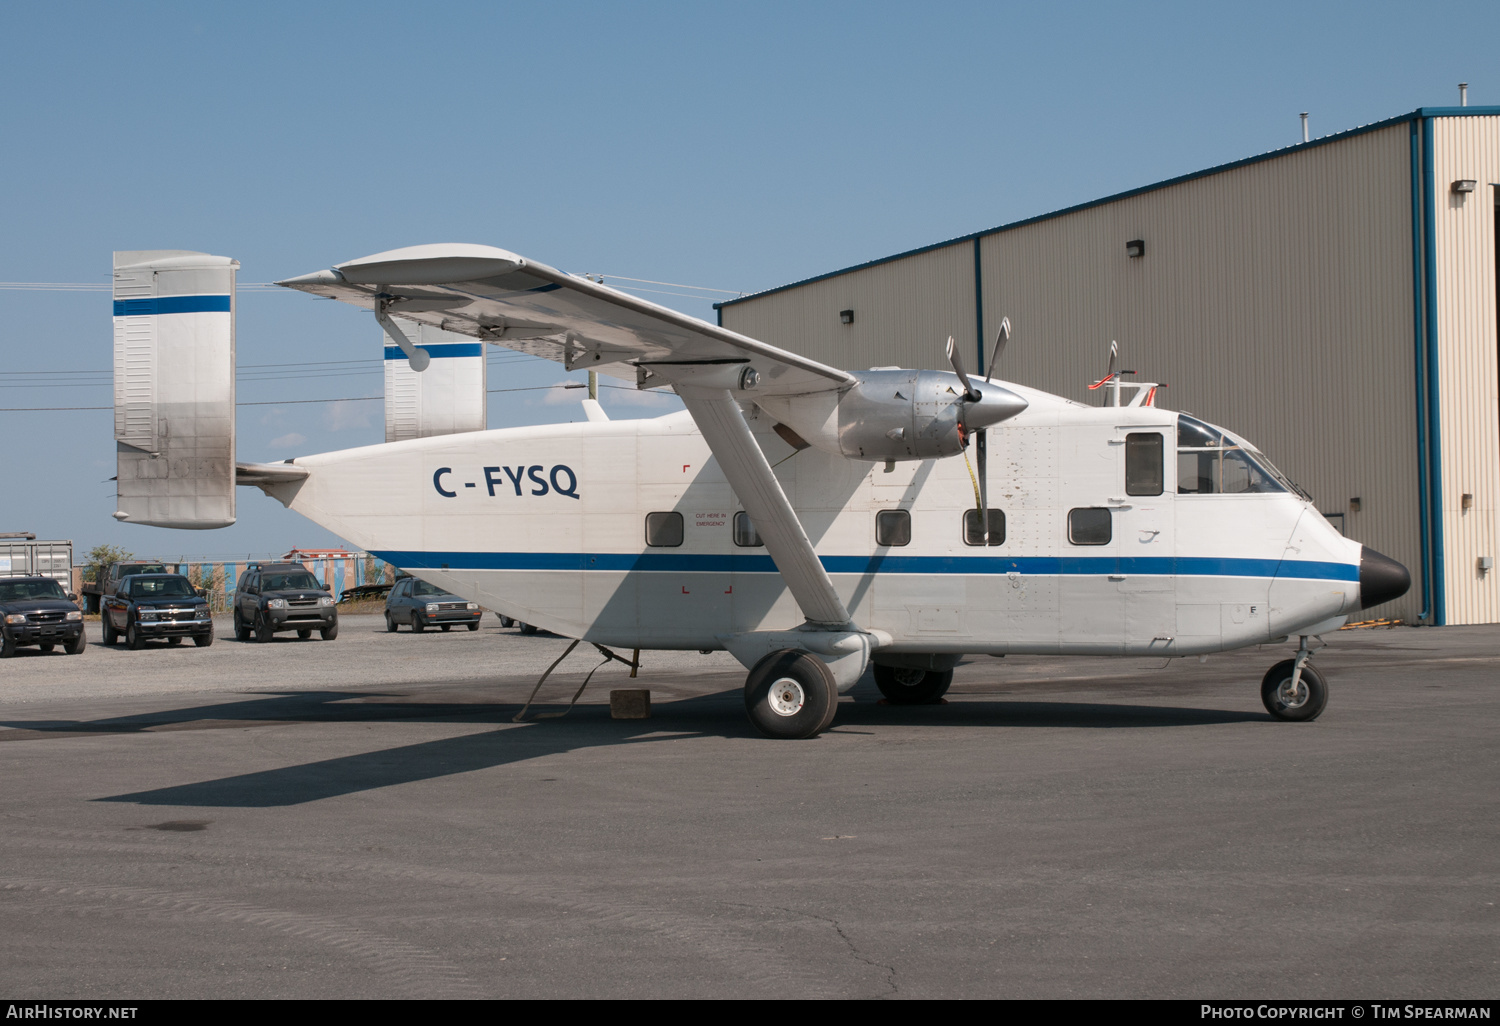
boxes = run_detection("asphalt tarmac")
[0,616,1495,999]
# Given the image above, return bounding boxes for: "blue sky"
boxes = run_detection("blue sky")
[1,1,1493,559]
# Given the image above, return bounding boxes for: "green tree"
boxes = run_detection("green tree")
[85,544,133,584]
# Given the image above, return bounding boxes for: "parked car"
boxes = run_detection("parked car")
[80,560,168,613]
[0,575,86,656]
[102,573,213,649]
[232,562,338,641]
[385,577,483,632]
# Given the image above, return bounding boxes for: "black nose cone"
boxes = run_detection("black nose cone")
[1359,546,1411,609]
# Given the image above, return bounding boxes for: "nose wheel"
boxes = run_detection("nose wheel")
[1261,637,1329,721]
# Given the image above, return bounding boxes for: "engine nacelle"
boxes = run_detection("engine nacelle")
[754,370,1028,462]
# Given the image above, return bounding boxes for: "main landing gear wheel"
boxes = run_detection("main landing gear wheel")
[498,615,514,628]
[873,664,953,705]
[519,622,538,635]
[744,649,839,739]
[1261,659,1329,722]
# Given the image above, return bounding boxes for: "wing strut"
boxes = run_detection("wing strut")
[676,386,853,629]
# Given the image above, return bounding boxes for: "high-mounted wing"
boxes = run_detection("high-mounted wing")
[278,243,854,396]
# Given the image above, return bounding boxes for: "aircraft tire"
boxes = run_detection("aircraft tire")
[498,615,514,628]
[519,623,538,635]
[1260,660,1328,722]
[873,664,953,705]
[744,649,839,739]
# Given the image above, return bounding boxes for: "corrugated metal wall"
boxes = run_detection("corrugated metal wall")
[1431,116,1500,624]
[724,124,1429,621]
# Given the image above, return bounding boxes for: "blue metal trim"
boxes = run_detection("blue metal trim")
[1410,120,1434,623]
[720,107,1500,310]
[1422,116,1447,625]
[371,549,1357,581]
[972,238,985,373]
[383,342,484,360]
[112,295,231,316]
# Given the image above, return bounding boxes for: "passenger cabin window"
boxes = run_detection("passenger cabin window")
[1125,433,1164,496]
[1068,507,1112,545]
[876,509,911,547]
[1176,414,1289,496]
[733,511,762,547]
[963,508,1006,546]
[644,511,684,547]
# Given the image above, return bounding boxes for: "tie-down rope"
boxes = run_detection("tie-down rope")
[512,639,641,722]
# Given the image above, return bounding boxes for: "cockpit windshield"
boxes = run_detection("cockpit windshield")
[1176,414,1308,498]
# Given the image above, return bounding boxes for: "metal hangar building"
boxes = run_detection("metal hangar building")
[716,106,1500,626]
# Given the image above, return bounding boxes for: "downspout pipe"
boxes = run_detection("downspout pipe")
[1409,119,1433,624]
[972,237,985,374]
[1422,115,1447,625]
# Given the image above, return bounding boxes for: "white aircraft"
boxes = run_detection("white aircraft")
[111,244,1409,738]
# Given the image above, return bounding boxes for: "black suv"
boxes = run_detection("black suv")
[101,573,213,649]
[233,562,338,642]
[0,575,86,657]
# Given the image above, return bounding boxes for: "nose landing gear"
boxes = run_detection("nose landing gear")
[1261,636,1329,721]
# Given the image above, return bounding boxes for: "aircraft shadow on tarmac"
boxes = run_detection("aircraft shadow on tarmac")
[0,685,1267,808]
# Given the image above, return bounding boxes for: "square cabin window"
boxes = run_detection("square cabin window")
[876,509,911,547]
[733,511,762,547]
[962,508,1006,546]
[1068,507,1112,545]
[644,511,683,547]
[1125,432,1164,496]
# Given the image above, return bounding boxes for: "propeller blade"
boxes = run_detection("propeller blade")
[945,335,981,401]
[1107,338,1118,380]
[984,317,1011,385]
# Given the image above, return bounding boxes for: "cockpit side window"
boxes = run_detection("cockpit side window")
[1176,415,1286,496]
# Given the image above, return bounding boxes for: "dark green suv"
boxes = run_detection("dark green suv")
[232,562,338,642]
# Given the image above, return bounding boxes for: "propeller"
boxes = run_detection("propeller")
[948,321,1015,547]
[984,317,1011,385]
[945,335,982,402]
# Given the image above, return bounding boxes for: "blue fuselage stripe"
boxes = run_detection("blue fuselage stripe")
[383,343,485,360]
[372,550,1358,581]
[112,295,231,316]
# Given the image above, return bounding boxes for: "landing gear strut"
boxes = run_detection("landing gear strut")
[1261,636,1329,721]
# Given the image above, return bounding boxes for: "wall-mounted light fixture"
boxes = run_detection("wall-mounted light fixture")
[1125,239,1145,258]
[1462,493,1474,511]
[1349,497,1362,513]
[839,309,854,324]
[1452,179,1477,194]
